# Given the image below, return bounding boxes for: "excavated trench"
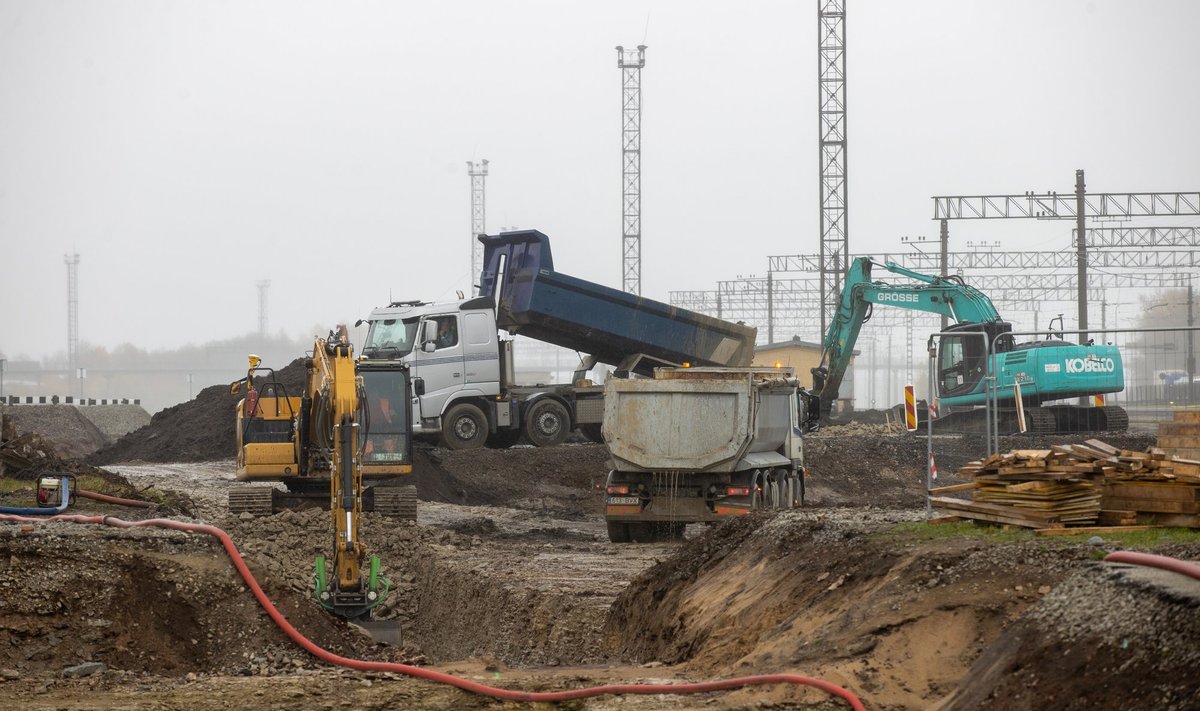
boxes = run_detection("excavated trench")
[8,423,1194,710]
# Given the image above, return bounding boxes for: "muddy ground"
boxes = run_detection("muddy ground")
[1,418,1197,709]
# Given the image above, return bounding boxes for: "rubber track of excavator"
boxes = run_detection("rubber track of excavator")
[372,485,417,522]
[1100,405,1129,432]
[228,487,276,516]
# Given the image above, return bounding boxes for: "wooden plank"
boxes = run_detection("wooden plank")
[1084,439,1121,456]
[929,496,1060,522]
[1173,410,1200,424]
[1103,482,1200,501]
[1134,512,1200,528]
[1035,525,1153,537]
[1102,496,1200,514]
[1098,509,1138,526]
[998,465,1049,475]
[929,505,1051,529]
[926,515,965,525]
[1157,422,1200,437]
[1069,444,1113,461]
[929,482,978,495]
[1012,449,1053,460]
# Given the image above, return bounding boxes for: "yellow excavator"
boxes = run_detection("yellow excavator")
[229,325,415,618]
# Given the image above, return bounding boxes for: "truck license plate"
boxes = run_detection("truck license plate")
[607,496,640,506]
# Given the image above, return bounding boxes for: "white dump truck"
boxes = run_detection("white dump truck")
[602,366,819,543]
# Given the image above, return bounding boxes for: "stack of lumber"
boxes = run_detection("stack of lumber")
[932,449,1102,528]
[1156,410,1200,461]
[935,437,1200,530]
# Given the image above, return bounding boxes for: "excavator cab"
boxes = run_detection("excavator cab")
[357,362,413,478]
[934,321,1013,399]
[231,365,302,479]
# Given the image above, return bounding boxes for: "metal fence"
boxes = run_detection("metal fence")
[921,326,1200,512]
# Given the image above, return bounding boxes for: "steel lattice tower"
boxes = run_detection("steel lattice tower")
[617,45,646,295]
[64,253,79,374]
[468,159,489,293]
[818,1,847,339]
[256,279,270,335]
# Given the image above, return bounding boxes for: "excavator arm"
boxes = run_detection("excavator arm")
[812,258,1004,416]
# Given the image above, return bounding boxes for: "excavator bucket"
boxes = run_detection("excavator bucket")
[312,555,398,643]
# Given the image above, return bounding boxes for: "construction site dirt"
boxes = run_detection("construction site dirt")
[2,412,1199,709]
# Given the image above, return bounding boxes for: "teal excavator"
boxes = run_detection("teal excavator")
[812,258,1126,434]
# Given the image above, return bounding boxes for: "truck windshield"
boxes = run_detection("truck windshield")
[363,318,418,358]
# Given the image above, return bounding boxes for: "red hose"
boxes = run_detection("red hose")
[77,490,153,508]
[1104,551,1200,582]
[0,513,866,709]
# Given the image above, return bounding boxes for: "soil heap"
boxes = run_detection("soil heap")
[0,405,110,459]
[90,359,308,464]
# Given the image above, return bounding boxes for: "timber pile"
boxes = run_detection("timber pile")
[933,448,1102,528]
[934,437,1200,530]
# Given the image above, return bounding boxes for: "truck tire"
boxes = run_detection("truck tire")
[606,521,631,543]
[523,399,570,447]
[441,403,488,450]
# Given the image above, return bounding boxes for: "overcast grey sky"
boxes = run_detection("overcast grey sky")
[2,0,1199,360]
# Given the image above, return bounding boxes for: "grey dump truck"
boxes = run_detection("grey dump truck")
[603,367,819,543]
[359,229,759,450]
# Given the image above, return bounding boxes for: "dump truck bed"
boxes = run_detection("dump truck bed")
[478,231,756,375]
[603,368,796,474]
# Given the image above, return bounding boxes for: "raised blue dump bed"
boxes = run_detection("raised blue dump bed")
[478,230,756,374]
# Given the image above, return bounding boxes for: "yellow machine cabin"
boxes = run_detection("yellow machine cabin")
[229,331,416,520]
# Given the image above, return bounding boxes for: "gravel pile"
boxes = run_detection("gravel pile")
[75,404,151,443]
[0,405,110,458]
[940,556,1200,710]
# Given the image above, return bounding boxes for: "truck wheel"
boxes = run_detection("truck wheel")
[441,403,488,450]
[767,480,780,509]
[524,399,570,447]
[606,521,631,543]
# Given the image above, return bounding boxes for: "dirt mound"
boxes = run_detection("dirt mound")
[602,509,1198,709]
[938,555,1200,710]
[407,444,607,515]
[89,360,308,465]
[1,406,110,458]
[0,523,412,679]
[804,428,1157,507]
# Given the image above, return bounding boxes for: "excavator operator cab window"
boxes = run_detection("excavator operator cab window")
[938,329,987,397]
[939,338,966,394]
[361,369,410,463]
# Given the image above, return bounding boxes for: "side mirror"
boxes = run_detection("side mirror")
[413,378,425,397]
[422,341,436,353]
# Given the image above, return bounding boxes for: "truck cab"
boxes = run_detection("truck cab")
[361,297,503,445]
